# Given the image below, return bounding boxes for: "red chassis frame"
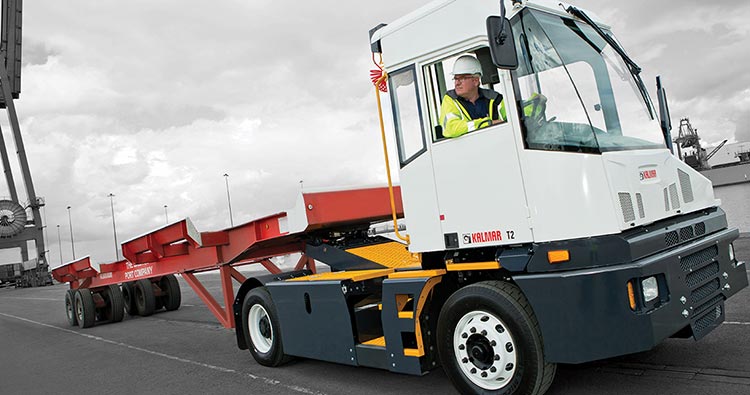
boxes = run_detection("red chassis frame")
[52,186,404,328]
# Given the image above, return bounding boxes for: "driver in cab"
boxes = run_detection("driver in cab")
[440,55,506,138]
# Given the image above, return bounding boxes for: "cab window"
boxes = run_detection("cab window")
[388,65,426,166]
[422,47,505,142]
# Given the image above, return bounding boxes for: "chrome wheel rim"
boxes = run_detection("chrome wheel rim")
[453,310,517,390]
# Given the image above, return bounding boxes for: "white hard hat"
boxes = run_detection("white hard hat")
[452,55,482,76]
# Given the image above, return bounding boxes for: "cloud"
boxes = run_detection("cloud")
[7,0,749,267]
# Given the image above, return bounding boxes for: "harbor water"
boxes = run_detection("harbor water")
[714,182,750,233]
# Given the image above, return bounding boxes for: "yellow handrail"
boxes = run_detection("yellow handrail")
[373,54,410,244]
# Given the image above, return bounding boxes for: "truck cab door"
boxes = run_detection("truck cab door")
[425,57,532,249]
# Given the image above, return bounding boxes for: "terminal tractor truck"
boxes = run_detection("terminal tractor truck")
[54,1,748,394]
[237,1,747,393]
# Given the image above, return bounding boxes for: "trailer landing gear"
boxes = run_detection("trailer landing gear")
[437,281,556,395]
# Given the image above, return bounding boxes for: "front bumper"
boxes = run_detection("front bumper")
[514,227,747,364]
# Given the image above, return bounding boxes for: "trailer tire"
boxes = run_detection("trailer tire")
[134,279,156,317]
[160,274,181,311]
[102,284,125,323]
[64,289,78,326]
[241,287,290,367]
[437,281,556,395]
[74,288,96,328]
[121,282,138,316]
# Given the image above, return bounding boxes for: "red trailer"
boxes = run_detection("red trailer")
[52,185,406,329]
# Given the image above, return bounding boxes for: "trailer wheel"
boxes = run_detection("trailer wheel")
[241,287,290,366]
[102,284,125,323]
[64,289,78,326]
[160,274,181,311]
[74,288,96,328]
[134,279,156,316]
[121,282,138,316]
[437,281,556,395]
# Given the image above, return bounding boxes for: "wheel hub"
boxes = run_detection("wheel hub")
[467,335,493,370]
[259,316,271,339]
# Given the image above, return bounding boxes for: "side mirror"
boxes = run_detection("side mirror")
[486,16,518,70]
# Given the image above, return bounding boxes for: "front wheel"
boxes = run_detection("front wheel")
[241,287,291,366]
[437,281,556,395]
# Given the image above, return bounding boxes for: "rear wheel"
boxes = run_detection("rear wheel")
[160,274,181,311]
[64,289,78,326]
[241,287,290,366]
[121,282,138,316]
[437,281,556,395]
[102,284,125,323]
[74,288,96,328]
[134,279,156,316]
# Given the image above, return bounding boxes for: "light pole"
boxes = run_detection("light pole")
[164,205,169,224]
[67,206,75,259]
[56,225,63,264]
[109,193,119,261]
[223,173,234,227]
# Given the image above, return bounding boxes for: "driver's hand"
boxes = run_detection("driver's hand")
[492,119,505,125]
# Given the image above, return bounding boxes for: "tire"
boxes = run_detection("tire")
[102,285,125,323]
[134,279,156,317]
[121,282,138,316]
[74,288,96,328]
[437,281,556,395]
[160,274,182,311]
[241,287,290,366]
[64,289,78,326]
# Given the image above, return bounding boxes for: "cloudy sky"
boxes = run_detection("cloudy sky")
[1,0,748,268]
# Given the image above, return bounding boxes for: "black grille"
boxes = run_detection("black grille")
[695,294,724,316]
[680,226,695,241]
[665,231,680,247]
[693,305,722,335]
[686,262,719,288]
[665,223,709,249]
[691,279,720,304]
[680,245,718,272]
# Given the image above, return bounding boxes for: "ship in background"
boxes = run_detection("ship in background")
[674,118,750,186]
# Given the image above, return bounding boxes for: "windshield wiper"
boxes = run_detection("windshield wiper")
[564,6,654,118]
[565,6,641,74]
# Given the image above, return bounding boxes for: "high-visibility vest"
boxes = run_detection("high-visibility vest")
[440,89,506,138]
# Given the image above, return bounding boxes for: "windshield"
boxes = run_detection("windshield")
[511,9,665,153]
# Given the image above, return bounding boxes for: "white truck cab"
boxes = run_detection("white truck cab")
[371,0,716,252]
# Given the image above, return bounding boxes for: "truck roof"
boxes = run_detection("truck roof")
[370,0,608,68]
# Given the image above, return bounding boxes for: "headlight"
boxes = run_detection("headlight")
[729,244,735,262]
[642,276,659,303]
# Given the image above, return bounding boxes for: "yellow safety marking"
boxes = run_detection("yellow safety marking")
[398,311,414,319]
[361,336,386,347]
[388,269,446,279]
[445,261,501,271]
[286,268,394,282]
[395,294,413,312]
[346,242,421,269]
[403,275,443,358]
